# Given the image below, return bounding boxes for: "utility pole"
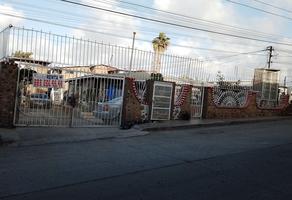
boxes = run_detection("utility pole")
[129,32,136,77]
[266,46,274,69]
[284,76,287,94]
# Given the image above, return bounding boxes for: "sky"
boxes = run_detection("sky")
[1,0,292,83]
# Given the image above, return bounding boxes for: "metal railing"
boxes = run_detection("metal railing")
[0,26,11,60]
[2,26,209,84]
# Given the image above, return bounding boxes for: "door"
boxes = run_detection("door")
[151,81,173,120]
[190,86,204,119]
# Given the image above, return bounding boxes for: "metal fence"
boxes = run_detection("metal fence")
[2,26,208,85]
[14,62,125,127]
[0,26,266,126]
[0,26,11,60]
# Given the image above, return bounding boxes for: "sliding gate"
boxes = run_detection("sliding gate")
[14,64,125,127]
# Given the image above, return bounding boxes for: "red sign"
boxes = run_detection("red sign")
[33,73,64,88]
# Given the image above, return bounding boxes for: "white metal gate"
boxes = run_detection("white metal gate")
[13,62,125,127]
[190,85,205,118]
[151,81,173,120]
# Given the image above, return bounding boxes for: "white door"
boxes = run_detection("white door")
[151,81,173,120]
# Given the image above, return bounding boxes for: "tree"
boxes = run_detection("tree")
[152,32,170,73]
[13,51,33,59]
[216,71,225,82]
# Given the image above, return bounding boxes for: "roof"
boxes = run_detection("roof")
[9,57,51,66]
[255,68,280,72]
[62,64,120,71]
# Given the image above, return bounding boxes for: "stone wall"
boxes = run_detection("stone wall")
[204,87,289,119]
[173,85,192,120]
[120,79,177,127]
[0,61,18,127]
[120,78,142,128]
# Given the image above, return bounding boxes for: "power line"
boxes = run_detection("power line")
[276,49,292,55]
[273,62,292,66]
[93,0,291,41]
[2,0,272,50]
[6,0,292,52]
[2,13,268,56]
[95,0,289,40]
[252,0,292,14]
[8,0,290,42]
[1,2,267,49]
[57,0,292,46]
[226,0,292,21]
[207,49,266,61]
[276,55,292,58]
[96,0,292,44]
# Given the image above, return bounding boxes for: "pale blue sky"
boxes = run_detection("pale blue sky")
[1,0,292,80]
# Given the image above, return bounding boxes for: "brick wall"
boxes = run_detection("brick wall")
[0,61,18,127]
[204,87,289,119]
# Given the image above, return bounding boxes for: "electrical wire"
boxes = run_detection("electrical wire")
[3,0,292,64]
[1,2,268,49]
[208,49,266,61]
[252,0,292,14]
[226,0,292,21]
[57,0,292,46]
[5,0,292,52]
[1,1,272,52]
[95,0,290,40]
[1,14,269,56]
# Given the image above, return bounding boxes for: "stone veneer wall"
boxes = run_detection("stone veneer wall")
[0,61,18,127]
[204,87,289,119]
[173,85,192,120]
[120,78,142,128]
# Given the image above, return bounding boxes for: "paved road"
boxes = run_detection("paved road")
[1,119,292,199]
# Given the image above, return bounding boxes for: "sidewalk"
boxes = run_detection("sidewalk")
[0,127,149,147]
[1,116,291,147]
[135,116,292,132]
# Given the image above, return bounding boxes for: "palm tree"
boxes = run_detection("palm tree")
[152,32,170,73]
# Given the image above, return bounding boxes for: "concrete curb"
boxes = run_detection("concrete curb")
[0,128,149,147]
[140,117,292,132]
[17,131,150,147]
[1,117,291,147]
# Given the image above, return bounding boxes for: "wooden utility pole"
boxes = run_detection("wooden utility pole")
[267,46,274,69]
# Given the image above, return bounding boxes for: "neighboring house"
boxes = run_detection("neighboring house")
[121,70,151,81]
[11,58,52,98]
[61,64,120,80]
[12,60,152,107]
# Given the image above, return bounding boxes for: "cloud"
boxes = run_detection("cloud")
[152,0,292,80]
[71,0,140,47]
[4,0,290,80]
[0,4,24,29]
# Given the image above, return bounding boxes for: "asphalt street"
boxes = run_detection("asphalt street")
[1,119,292,199]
